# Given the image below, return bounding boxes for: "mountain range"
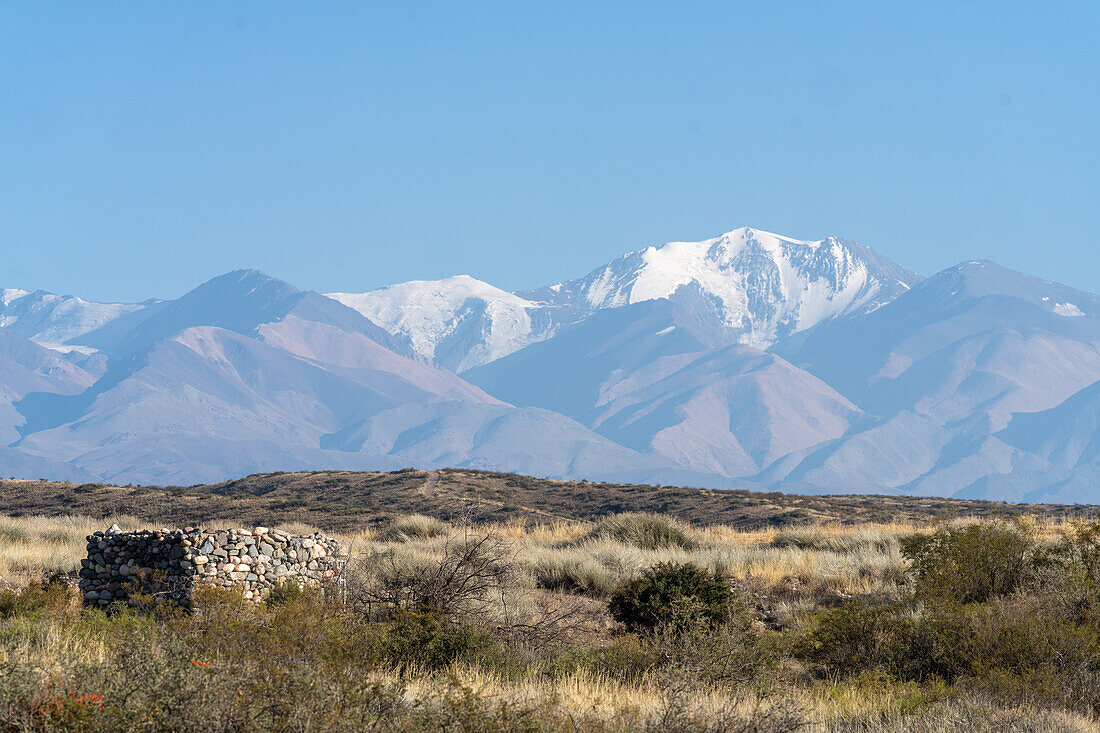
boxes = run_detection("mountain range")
[3,226,1100,502]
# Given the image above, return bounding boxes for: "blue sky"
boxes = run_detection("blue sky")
[1,2,1097,302]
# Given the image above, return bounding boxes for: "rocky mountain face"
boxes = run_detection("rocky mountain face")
[5,227,1100,501]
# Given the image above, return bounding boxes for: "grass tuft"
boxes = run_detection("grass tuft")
[583,512,698,550]
[383,514,449,542]
[528,554,617,598]
[770,526,896,554]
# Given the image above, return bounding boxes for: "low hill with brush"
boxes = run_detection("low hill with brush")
[0,468,1096,532]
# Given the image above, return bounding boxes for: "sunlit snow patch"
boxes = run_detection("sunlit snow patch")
[1054,302,1085,318]
[36,343,100,355]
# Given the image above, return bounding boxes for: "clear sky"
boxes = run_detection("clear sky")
[1,2,1097,302]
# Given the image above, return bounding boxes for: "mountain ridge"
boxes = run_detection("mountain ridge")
[6,269,669,485]
[4,228,1100,502]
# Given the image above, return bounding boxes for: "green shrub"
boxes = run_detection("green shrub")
[377,609,501,671]
[1027,520,1100,625]
[265,579,309,607]
[409,677,574,732]
[800,597,975,682]
[608,562,733,632]
[653,614,779,685]
[801,600,912,678]
[802,592,1100,688]
[586,512,697,550]
[0,580,78,620]
[549,634,657,683]
[901,522,1031,605]
[553,617,777,688]
[960,595,1100,680]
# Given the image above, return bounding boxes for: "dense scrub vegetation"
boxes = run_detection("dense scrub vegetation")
[800,520,1100,712]
[2,511,1100,730]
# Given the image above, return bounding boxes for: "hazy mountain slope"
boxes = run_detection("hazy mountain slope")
[467,297,863,477]
[320,401,670,480]
[0,328,94,398]
[0,446,100,482]
[753,411,952,493]
[91,270,415,362]
[763,261,1100,495]
[949,380,1100,503]
[8,232,1100,500]
[467,294,729,421]
[962,468,1100,504]
[0,328,95,446]
[998,380,1100,472]
[597,346,863,477]
[256,316,494,405]
[776,260,1100,427]
[14,327,422,483]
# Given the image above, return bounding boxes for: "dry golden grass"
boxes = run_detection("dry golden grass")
[396,664,801,725]
[0,514,146,584]
[346,516,919,605]
[1,512,1073,601]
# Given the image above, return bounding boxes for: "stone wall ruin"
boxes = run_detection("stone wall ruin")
[79,525,345,607]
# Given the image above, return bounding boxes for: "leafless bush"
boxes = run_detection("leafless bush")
[348,529,518,620]
[649,617,779,688]
[494,591,602,650]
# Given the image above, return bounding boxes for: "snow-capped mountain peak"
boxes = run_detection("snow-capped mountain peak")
[580,227,838,309]
[524,226,921,349]
[1,289,30,306]
[328,275,542,373]
[0,289,146,353]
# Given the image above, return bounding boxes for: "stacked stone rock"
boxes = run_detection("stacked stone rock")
[79,524,345,607]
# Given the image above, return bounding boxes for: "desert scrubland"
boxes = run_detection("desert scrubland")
[2,491,1100,731]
